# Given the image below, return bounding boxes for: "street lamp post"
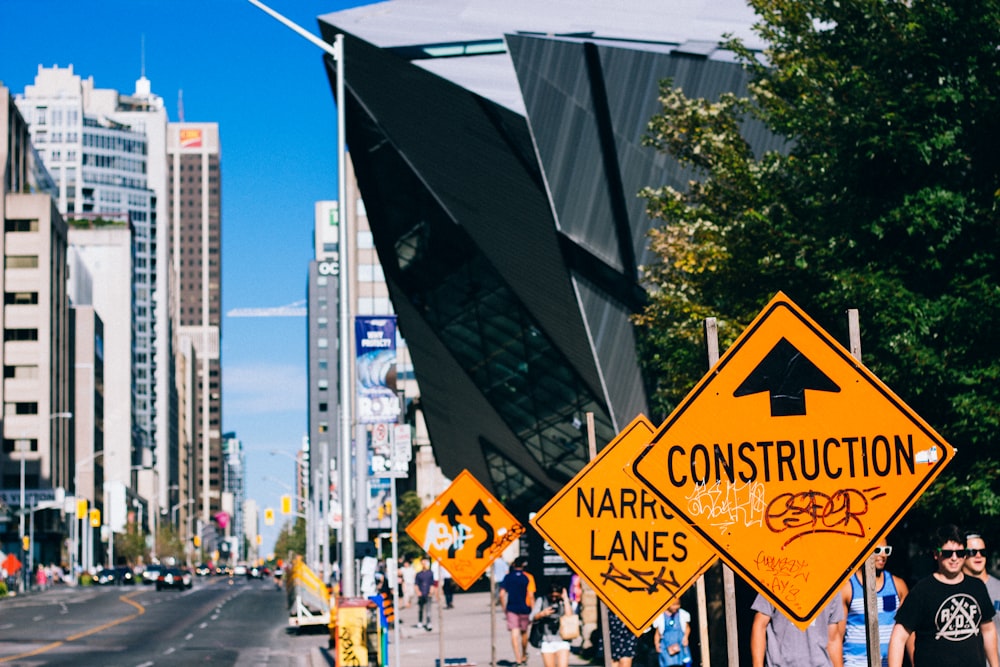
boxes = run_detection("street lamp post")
[245,0,352,597]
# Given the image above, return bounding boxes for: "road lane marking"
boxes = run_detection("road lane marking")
[0,591,146,664]
[185,633,194,640]
[164,646,176,655]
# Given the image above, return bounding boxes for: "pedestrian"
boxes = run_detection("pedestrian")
[493,557,510,607]
[888,524,1000,667]
[654,598,691,667]
[530,583,572,667]
[840,538,909,667]
[500,556,536,666]
[607,608,639,667]
[750,592,844,667]
[401,558,416,608]
[964,530,1000,656]
[414,557,437,631]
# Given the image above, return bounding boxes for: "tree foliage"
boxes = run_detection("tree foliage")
[638,0,1000,526]
[273,517,306,561]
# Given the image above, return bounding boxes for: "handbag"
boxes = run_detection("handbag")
[558,612,580,640]
[528,619,545,648]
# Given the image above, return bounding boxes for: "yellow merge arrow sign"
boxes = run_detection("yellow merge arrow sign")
[532,415,717,635]
[631,292,954,629]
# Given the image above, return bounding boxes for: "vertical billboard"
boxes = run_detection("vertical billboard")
[355,316,400,423]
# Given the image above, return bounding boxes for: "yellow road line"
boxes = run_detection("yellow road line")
[0,591,146,663]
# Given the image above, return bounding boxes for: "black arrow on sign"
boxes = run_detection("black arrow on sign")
[441,500,463,558]
[733,337,840,416]
[470,500,494,558]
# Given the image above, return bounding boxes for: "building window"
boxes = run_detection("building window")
[318,379,329,390]
[317,338,328,349]
[5,256,39,269]
[4,365,39,379]
[4,329,39,341]
[318,402,328,412]
[4,292,38,305]
[4,219,39,232]
[3,438,38,453]
[4,402,38,416]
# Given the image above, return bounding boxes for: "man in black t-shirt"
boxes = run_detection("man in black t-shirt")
[888,524,1000,667]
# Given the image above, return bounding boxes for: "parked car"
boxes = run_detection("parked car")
[195,563,212,576]
[156,567,192,591]
[233,564,247,576]
[142,564,164,585]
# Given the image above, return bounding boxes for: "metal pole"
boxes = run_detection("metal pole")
[334,32,354,598]
[242,0,350,596]
[19,446,26,593]
[390,481,401,667]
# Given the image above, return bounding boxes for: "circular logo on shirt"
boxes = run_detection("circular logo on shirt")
[934,593,982,641]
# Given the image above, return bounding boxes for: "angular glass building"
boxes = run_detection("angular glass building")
[318,0,781,517]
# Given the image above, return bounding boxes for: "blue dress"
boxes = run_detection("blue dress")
[657,610,691,667]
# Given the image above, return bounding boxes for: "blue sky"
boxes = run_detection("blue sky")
[1,0,372,553]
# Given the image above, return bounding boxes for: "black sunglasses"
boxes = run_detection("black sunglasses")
[938,548,967,559]
[967,548,988,557]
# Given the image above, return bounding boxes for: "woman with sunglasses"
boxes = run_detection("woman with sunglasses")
[840,539,909,666]
[887,524,1000,667]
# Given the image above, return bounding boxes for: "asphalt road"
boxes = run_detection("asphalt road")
[0,575,329,666]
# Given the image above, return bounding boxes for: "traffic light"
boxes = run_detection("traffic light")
[21,535,29,551]
[193,535,201,548]
[280,494,292,515]
[76,498,88,518]
[89,508,101,527]
[264,508,275,526]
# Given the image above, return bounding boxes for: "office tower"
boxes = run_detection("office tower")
[167,123,222,529]
[221,432,244,560]
[14,66,164,531]
[0,85,72,564]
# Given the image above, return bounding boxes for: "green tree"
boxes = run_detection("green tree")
[397,490,423,559]
[114,522,149,565]
[638,0,1000,526]
[273,517,306,560]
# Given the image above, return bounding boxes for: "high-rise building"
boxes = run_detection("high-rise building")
[0,85,72,564]
[14,66,168,533]
[221,432,244,560]
[167,123,222,528]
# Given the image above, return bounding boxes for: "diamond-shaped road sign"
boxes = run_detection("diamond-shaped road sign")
[406,469,524,590]
[631,292,954,628]
[532,415,718,635]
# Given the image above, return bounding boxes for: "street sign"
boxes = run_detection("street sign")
[406,469,524,590]
[532,415,718,635]
[631,292,954,628]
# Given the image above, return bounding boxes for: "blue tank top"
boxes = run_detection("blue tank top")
[843,572,901,667]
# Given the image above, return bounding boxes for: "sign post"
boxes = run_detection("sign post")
[631,292,955,628]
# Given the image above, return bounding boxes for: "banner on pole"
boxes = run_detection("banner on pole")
[355,316,400,424]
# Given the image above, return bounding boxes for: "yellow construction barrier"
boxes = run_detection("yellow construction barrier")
[285,557,331,629]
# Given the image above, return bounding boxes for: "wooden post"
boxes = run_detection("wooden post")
[848,309,881,667]
[704,318,740,666]
[587,413,613,667]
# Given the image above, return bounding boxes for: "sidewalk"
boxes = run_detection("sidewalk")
[318,590,595,667]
